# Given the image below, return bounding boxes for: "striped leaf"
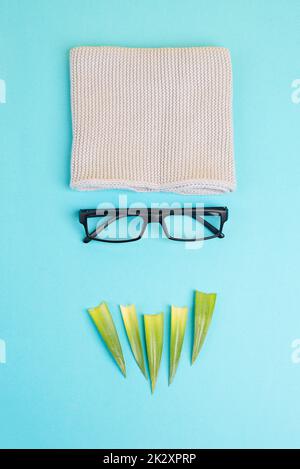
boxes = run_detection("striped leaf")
[144,313,164,393]
[191,291,216,364]
[169,305,188,384]
[88,302,126,377]
[120,304,147,379]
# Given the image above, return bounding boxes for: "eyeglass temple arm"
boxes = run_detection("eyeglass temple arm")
[83,213,131,243]
[83,215,119,243]
[193,214,224,238]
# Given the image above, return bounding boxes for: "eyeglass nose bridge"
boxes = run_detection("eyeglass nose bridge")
[143,212,166,239]
[148,211,162,223]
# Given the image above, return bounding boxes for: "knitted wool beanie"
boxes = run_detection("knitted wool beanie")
[70,46,235,194]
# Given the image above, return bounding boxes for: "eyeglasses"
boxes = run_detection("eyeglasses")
[79,207,228,243]
[79,207,228,244]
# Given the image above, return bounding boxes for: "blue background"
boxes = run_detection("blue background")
[1,0,300,449]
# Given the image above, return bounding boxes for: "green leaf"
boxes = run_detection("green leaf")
[120,304,147,379]
[169,305,188,385]
[88,302,126,377]
[191,291,217,364]
[144,313,164,393]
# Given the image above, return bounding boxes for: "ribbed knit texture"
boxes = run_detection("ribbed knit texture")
[70,46,235,194]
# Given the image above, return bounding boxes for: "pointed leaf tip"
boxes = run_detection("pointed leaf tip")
[120,304,147,379]
[191,291,216,365]
[169,305,188,385]
[144,313,164,393]
[88,302,126,377]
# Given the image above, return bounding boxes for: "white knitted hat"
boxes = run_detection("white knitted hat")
[70,46,235,194]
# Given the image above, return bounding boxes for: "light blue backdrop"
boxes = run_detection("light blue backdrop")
[1,0,300,449]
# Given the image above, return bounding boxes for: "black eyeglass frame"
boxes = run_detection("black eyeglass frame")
[79,207,228,244]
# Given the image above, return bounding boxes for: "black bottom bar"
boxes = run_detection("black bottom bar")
[0,449,299,464]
